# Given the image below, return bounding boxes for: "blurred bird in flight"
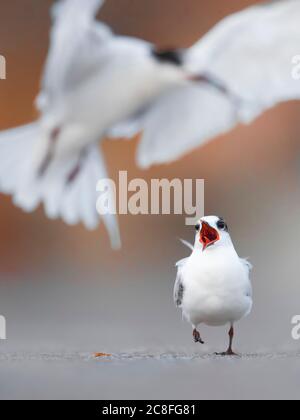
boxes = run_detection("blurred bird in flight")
[174,216,252,356]
[0,0,300,248]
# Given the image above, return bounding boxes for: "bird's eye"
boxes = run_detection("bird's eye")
[195,224,200,232]
[217,220,228,231]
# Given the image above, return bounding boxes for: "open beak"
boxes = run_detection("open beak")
[199,221,220,251]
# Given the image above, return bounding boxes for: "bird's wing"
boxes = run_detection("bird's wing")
[186,0,300,123]
[240,258,253,276]
[110,0,300,168]
[51,0,104,19]
[40,0,111,105]
[135,83,236,168]
[174,259,188,308]
[240,258,253,299]
[107,112,145,140]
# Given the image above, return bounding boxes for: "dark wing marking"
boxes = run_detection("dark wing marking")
[176,282,184,307]
[174,258,188,308]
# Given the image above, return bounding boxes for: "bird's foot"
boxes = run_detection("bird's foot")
[193,329,204,344]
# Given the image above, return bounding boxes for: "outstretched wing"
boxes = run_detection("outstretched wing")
[136,83,236,168]
[40,0,111,107]
[109,81,235,168]
[186,0,300,122]
[109,0,300,168]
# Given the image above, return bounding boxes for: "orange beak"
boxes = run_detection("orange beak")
[199,221,220,251]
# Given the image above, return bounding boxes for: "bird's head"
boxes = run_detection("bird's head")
[194,216,231,251]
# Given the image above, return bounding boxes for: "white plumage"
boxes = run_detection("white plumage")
[116,0,300,168]
[0,0,300,248]
[0,0,188,248]
[175,216,252,355]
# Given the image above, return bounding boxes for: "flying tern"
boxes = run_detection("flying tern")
[0,0,299,247]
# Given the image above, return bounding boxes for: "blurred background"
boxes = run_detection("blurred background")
[0,0,300,400]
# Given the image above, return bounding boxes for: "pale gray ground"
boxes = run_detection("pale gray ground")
[1,178,300,400]
[1,352,300,400]
[1,0,300,401]
[1,265,300,400]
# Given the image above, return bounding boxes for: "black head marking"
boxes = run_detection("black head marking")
[152,48,182,66]
[217,217,228,232]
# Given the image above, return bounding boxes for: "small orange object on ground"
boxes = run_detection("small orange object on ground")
[94,353,112,358]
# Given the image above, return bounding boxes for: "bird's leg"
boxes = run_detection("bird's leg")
[215,325,239,357]
[227,325,237,356]
[193,328,204,344]
[66,149,87,185]
[38,127,61,178]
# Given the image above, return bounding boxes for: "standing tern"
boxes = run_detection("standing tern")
[174,216,252,356]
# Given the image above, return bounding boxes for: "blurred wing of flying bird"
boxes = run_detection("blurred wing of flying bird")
[0,0,124,248]
[1,0,300,248]
[109,0,300,168]
[0,0,189,248]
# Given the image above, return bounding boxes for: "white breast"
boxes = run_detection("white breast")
[181,246,252,327]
